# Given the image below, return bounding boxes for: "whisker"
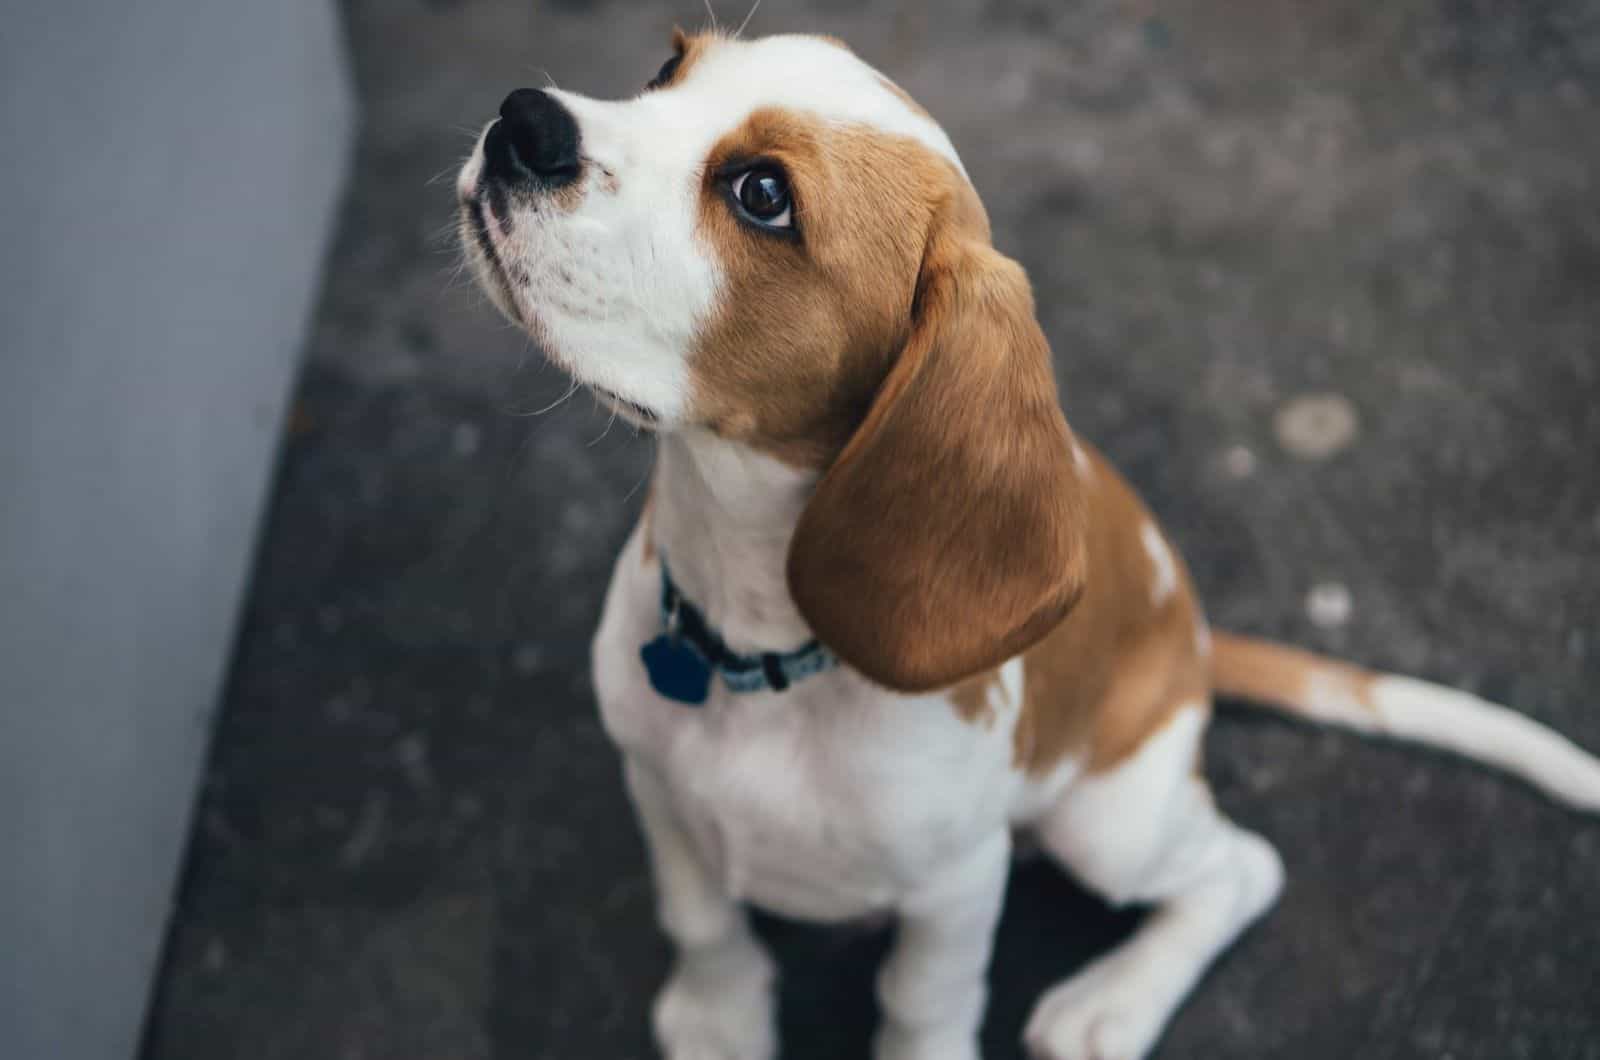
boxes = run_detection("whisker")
[589,403,620,447]
[736,0,763,37]
[441,257,472,291]
[522,65,559,91]
[428,217,467,247]
[425,163,464,188]
[620,437,658,503]
[513,377,582,418]
[621,465,652,503]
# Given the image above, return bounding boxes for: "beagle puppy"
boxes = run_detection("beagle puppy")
[457,29,1600,1060]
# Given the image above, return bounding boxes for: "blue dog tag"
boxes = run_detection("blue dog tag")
[641,634,712,706]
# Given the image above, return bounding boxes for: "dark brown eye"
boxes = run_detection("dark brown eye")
[731,167,793,229]
[646,54,682,90]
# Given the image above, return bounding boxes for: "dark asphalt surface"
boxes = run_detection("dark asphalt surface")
[144,2,1600,1058]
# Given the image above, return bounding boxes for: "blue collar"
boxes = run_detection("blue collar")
[639,561,836,705]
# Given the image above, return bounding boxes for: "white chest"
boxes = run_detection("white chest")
[590,534,1032,922]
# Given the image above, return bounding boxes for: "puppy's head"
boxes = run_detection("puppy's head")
[460,30,1086,690]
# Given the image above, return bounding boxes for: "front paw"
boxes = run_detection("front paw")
[653,936,777,1060]
[1022,949,1170,1060]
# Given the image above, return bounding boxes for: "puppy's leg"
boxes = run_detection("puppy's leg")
[875,831,1011,1060]
[625,759,777,1060]
[1023,704,1284,1060]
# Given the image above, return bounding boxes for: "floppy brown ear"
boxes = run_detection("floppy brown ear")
[787,230,1088,692]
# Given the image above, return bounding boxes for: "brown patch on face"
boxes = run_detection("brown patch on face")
[653,27,715,91]
[688,107,986,466]
[1009,445,1212,774]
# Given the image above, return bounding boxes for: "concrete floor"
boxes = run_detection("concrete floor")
[144,2,1600,1058]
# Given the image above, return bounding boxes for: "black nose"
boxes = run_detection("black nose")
[485,88,581,188]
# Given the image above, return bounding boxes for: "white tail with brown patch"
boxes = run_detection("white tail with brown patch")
[1212,632,1600,812]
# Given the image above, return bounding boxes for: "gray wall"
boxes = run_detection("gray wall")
[0,2,353,1057]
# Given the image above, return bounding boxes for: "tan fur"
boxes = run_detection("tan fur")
[786,213,1088,692]
[950,669,1003,725]
[1210,632,1377,715]
[662,27,719,87]
[1008,447,1210,773]
[689,105,975,466]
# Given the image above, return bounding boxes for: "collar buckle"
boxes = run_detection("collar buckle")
[650,559,835,699]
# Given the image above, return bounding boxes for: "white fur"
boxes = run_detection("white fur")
[596,435,1033,924]
[1025,706,1284,1060]
[594,432,1029,1059]
[625,759,779,1059]
[1288,669,1600,811]
[996,655,1025,717]
[652,430,818,653]
[590,424,1284,1060]
[1301,670,1381,729]
[1368,676,1600,811]
[1140,520,1178,605]
[657,36,965,175]
[457,109,711,421]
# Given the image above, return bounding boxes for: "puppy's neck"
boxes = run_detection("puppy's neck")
[651,429,819,654]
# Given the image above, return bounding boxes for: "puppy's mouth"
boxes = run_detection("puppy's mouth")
[461,176,656,430]
[465,196,519,306]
